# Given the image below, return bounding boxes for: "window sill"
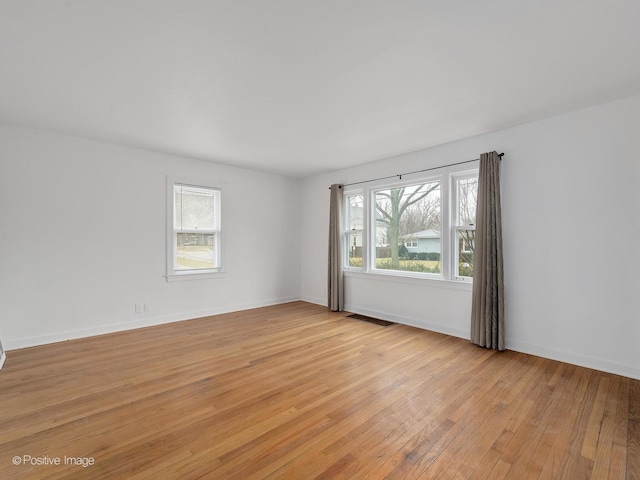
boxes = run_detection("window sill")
[165,270,228,282]
[344,269,472,290]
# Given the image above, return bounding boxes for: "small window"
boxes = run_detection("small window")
[167,182,221,280]
[405,239,418,248]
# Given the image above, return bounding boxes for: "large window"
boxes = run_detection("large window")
[167,182,221,280]
[343,165,478,282]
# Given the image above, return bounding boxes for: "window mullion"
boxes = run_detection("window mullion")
[365,187,374,272]
[439,175,451,280]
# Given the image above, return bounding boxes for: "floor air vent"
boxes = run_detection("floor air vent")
[346,314,396,327]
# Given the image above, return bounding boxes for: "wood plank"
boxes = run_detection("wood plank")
[582,376,612,460]
[537,367,593,480]
[591,375,620,478]
[0,301,637,479]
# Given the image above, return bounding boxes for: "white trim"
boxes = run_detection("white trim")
[343,304,469,339]
[341,300,640,380]
[165,270,228,282]
[344,269,472,291]
[4,299,638,381]
[0,339,5,369]
[506,338,640,381]
[300,294,326,306]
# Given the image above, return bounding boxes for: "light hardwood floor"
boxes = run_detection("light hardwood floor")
[0,301,638,479]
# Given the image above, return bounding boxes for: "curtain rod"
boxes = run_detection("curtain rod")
[330,152,504,189]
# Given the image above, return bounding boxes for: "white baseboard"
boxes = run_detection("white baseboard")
[300,295,326,307]
[5,298,638,381]
[4,296,301,351]
[506,338,640,381]
[344,303,640,381]
[344,303,469,340]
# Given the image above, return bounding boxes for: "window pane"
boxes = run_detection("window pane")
[456,177,478,226]
[346,194,363,230]
[457,229,475,277]
[176,233,215,270]
[346,231,362,267]
[175,185,216,231]
[374,182,441,273]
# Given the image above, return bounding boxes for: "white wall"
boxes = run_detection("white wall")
[300,94,640,380]
[0,124,301,349]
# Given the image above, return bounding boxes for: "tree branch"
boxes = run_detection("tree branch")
[375,203,391,224]
[398,184,439,217]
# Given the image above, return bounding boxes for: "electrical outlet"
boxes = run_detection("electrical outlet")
[135,304,142,313]
[144,302,151,312]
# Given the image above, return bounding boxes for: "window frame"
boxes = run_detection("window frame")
[165,177,225,282]
[451,171,479,281]
[343,191,365,271]
[343,162,478,283]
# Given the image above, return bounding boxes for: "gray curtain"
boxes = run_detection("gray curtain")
[328,184,344,311]
[470,151,505,350]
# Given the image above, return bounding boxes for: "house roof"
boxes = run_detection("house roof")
[401,229,440,239]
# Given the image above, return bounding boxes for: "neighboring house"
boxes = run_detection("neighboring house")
[400,229,441,254]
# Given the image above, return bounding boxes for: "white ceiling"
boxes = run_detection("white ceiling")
[1,1,639,177]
